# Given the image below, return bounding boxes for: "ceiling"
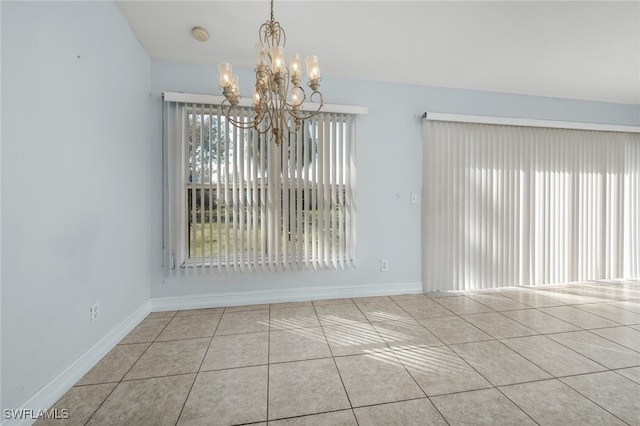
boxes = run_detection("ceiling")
[116,1,640,105]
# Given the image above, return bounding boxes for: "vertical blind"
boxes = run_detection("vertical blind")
[422,120,640,291]
[163,99,357,273]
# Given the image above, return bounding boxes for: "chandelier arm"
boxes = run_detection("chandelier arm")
[260,112,273,133]
[283,81,307,110]
[259,22,267,46]
[279,23,286,47]
[287,92,324,121]
[221,102,264,130]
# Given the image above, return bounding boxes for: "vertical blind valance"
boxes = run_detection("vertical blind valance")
[162,99,357,274]
[422,119,640,291]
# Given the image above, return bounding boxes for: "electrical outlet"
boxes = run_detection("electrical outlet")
[90,303,100,323]
[380,259,389,272]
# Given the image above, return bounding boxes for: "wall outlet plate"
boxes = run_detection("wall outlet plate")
[90,304,99,323]
[380,259,389,272]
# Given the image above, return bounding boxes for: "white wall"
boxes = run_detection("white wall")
[150,61,639,302]
[1,1,152,411]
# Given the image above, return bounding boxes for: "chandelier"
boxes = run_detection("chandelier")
[217,0,324,145]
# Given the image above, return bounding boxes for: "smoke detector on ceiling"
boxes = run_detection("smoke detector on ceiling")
[191,27,209,42]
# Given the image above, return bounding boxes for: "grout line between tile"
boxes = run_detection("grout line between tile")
[571,304,633,326]
[81,384,118,426]
[492,383,543,425]
[173,311,220,425]
[586,327,640,354]
[83,317,175,424]
[546,328,637,370]
[310,302,356,414]
[558,374,632,426]
[611,367,640,386]
[265,407,356,424]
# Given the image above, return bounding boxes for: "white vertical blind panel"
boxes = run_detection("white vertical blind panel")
[295,124,304,270]
[284,129,292,269]
[422,120,640,291]
[189,107,198,267]
[259,125,267,272]
[308,120,314,269]
[323,116,331,268]
[231,110,239,271]
[245,116,253,272]
[267,126,275,270]
[625,138,640,277]
[250,126,259,272]
[207,107,214,270]
[337,115,344,268]
[200,105,207,268]
[274,125,282,269]
[223,108,231,268]
[346,114,355,268]
[281,132,288,269]
[216,107,223,272]
[238,108,246,271]
[317,116,322,269]
[331,115,338,269]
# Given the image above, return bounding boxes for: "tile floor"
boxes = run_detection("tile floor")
[38,281,640,425]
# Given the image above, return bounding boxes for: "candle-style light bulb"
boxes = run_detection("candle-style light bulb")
[270,46,285,74]
[291,86,302,106]
[231,75,239,94]
[256,44,267,66]
[289,54,301,80]
[305,55,320,80]
[218,63,233,87]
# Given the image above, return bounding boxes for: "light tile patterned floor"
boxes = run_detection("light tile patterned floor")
[38,280,640,425]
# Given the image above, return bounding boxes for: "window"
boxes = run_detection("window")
[163,95,358,272]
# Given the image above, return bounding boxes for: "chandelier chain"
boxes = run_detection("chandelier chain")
[270,0,274,23]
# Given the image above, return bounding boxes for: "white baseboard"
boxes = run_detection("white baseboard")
[152,282,423,311]
[2,301,152,426]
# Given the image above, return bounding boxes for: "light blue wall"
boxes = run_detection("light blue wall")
[150,60,639,299]
[1,1,152,410]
